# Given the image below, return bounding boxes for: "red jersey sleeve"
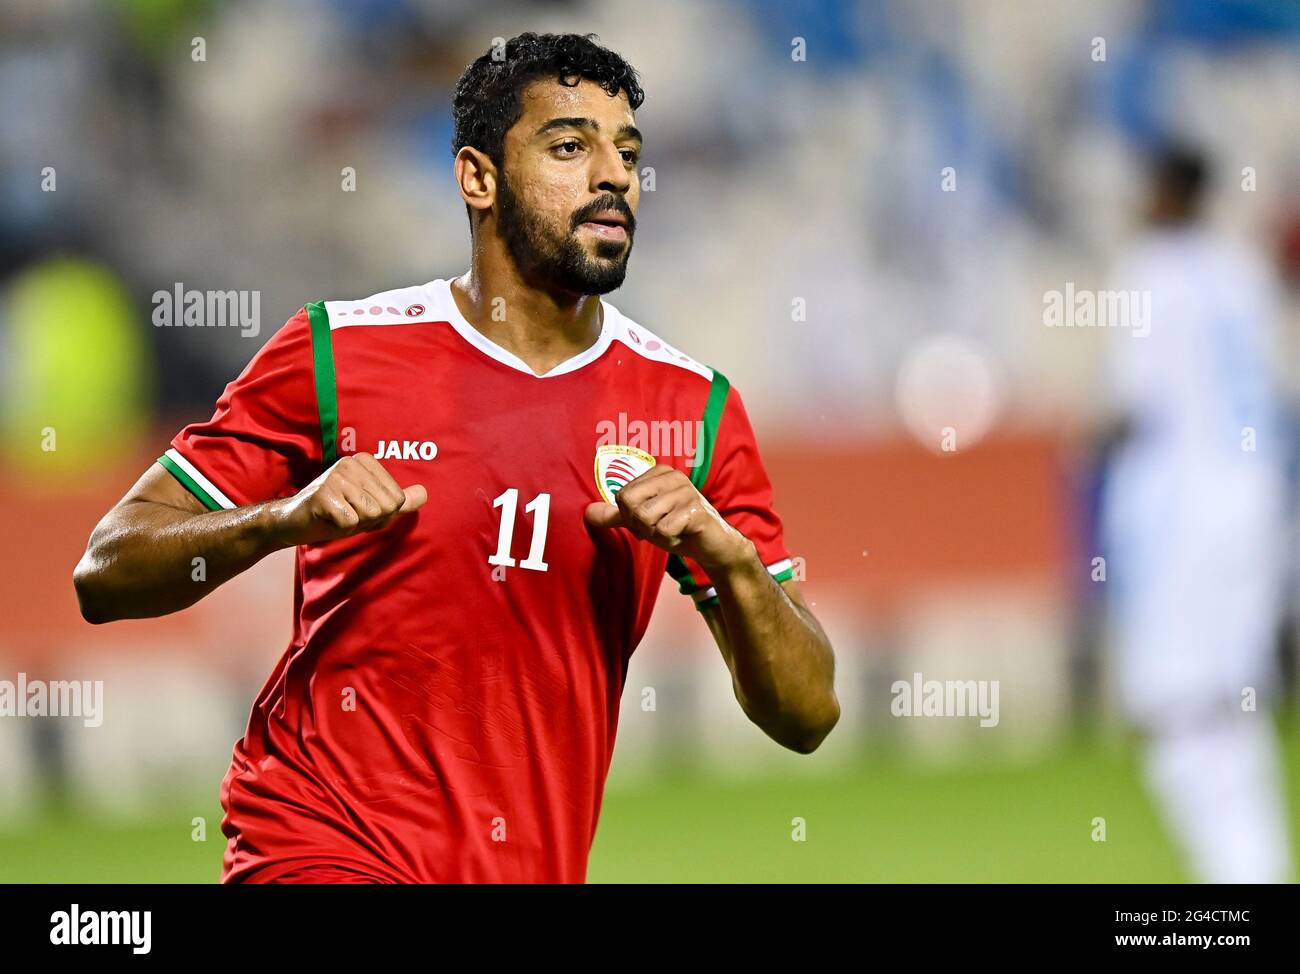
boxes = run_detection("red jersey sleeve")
[670,379,795,609]
[158,308,323,509]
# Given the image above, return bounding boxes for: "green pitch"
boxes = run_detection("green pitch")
[2,730,1297,883]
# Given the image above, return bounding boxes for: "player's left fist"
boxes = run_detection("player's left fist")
[583,464,751,572]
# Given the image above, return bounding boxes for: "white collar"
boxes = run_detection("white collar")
[428,278,617,378]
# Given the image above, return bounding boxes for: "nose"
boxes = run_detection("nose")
[590,140,633,196]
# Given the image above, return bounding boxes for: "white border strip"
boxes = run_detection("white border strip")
[165,448,236,509]
[432,278,615,379]
[690,558,796,603]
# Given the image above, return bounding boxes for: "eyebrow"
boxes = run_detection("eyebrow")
[533,116,642,145]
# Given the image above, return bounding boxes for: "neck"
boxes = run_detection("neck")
[450,247,604,376]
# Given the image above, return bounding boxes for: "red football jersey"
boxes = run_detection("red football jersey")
[159,278,794,883]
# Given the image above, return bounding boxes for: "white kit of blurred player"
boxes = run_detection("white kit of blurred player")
[1101,147,1293,884]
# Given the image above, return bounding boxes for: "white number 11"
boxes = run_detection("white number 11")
[489,488,550,571]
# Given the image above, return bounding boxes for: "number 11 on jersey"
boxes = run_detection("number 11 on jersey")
[489,488,551,571]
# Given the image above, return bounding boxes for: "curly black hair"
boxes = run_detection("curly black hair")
[451,32,645,168]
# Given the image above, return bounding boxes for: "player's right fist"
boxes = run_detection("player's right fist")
[270,452,427,546]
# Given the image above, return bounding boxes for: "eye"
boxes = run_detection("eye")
[620,148,640,165]
[555,139,582,156]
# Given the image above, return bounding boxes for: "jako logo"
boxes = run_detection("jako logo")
[376,440,438,461]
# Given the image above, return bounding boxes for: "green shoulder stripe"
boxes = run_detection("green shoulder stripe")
[689,368,730,490]
[305,301,339,469]
[667,368,732,596]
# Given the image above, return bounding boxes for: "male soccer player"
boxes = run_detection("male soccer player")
[72,32,839,883]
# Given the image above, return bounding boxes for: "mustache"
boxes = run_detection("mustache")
[571,197,636,234]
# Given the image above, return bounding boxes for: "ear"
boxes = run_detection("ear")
[454,146,497,215]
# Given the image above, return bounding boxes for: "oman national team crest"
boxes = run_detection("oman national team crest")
[594,444,657,505]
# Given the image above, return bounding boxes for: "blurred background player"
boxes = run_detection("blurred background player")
[1101,145,1293,883]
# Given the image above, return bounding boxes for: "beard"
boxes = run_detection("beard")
[495,171,634,296]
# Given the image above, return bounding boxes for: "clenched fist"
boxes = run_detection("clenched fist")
[583,464,749,572]
[272,453,427,546]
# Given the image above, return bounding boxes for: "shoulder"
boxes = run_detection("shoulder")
[601,299,716,385]
[599,301,746,441]
[311,281,447,330]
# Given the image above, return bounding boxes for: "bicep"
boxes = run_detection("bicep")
[118,462,209,516]
[82,461,209,569]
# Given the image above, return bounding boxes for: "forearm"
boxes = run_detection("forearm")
[708,540,840,753]
[74,499,288,623]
